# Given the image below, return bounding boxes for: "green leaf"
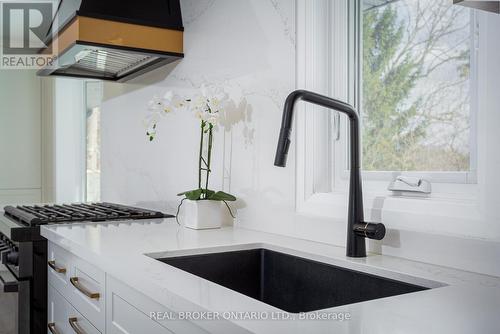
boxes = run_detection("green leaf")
[177,189,203,200]
[177,189,235,201]
[207,191,237,202]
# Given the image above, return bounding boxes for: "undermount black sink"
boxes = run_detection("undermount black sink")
[158,248,429,313]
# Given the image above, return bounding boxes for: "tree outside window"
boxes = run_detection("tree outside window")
[361,0,473,172]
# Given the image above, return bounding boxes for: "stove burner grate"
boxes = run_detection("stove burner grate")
[3,202,168,226]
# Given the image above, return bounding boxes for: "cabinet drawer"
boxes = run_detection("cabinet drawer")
[48,242,72,295]
[67,303,102,334]
[48,242,105,332]
[48,284,101,334]
[66,254,105,332]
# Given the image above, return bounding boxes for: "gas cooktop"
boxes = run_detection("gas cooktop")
[3,202,171,226]
[1,202,174,242]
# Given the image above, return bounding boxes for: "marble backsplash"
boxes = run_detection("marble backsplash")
[100,0,500,277]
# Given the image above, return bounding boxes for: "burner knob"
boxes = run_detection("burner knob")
[7,251,19,266]
[2,250,18,266]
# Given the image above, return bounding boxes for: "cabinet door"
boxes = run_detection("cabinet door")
[107,291,174,334]
[106,276,208,334]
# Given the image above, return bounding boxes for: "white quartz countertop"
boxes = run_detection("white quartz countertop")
[41,219,500,334]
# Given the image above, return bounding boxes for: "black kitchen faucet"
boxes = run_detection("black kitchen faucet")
[274,90,386,257]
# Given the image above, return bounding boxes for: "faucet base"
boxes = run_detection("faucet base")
[346,233,367,258]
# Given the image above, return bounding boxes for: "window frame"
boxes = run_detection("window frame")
[294,0,481,223]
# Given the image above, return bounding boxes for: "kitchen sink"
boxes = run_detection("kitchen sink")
[156,248,430,313]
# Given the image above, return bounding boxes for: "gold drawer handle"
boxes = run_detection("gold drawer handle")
[69,317,87,334]
[48,322,61,334]
[48,260,66,274]
[70,277,100,300]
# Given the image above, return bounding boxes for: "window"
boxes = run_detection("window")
[85,81,103,202]
[355,0,477,182]
[295,0,484,225]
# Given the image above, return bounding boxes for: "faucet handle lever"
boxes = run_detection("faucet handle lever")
[388,176,431,194]
[354,222,386,240]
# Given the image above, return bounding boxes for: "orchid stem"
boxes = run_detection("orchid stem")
[205,124,213,198]
[198,121,204,191]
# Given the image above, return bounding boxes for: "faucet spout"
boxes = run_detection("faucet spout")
[274,90,385,257]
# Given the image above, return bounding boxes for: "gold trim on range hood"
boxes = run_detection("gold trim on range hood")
[38,15,184,82]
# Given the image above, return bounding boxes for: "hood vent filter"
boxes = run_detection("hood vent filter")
[37,0,184,82]
[56,48,160,79]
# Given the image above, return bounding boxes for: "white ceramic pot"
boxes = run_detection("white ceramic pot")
[182,199,223,230]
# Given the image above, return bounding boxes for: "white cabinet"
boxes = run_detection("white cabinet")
[106,276,207,334]
[48,242,208,334]
[48,284,101,334]
[48,242,105,332]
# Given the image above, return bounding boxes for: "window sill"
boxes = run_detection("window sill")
[297,189,482,238]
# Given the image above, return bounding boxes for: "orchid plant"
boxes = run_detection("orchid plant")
[146,85,236,219]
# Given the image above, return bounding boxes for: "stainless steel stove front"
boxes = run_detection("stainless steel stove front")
[0,263,18,334]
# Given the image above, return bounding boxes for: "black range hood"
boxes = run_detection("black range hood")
[37,0,184,82]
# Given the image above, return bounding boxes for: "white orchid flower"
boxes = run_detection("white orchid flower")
[207,97,221,112]
[191,84,230,127]
[206,112,220,126]
[148,94,171,114]
[143,111,160,128]
[147,86,231,137]
[144,112,160,141]
[148,95,166,112]
[200,84,229,113]
[164,91,188,110]
[162,93,174,113]
[163,91,175,100]
[190,94,207,111]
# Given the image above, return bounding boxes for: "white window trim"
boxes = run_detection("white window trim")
[53,78,86,203]
[295,0,481,229]
[84,80,104,202]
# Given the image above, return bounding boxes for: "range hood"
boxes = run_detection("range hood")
[38,0,184,82]
[453,0,500,14]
